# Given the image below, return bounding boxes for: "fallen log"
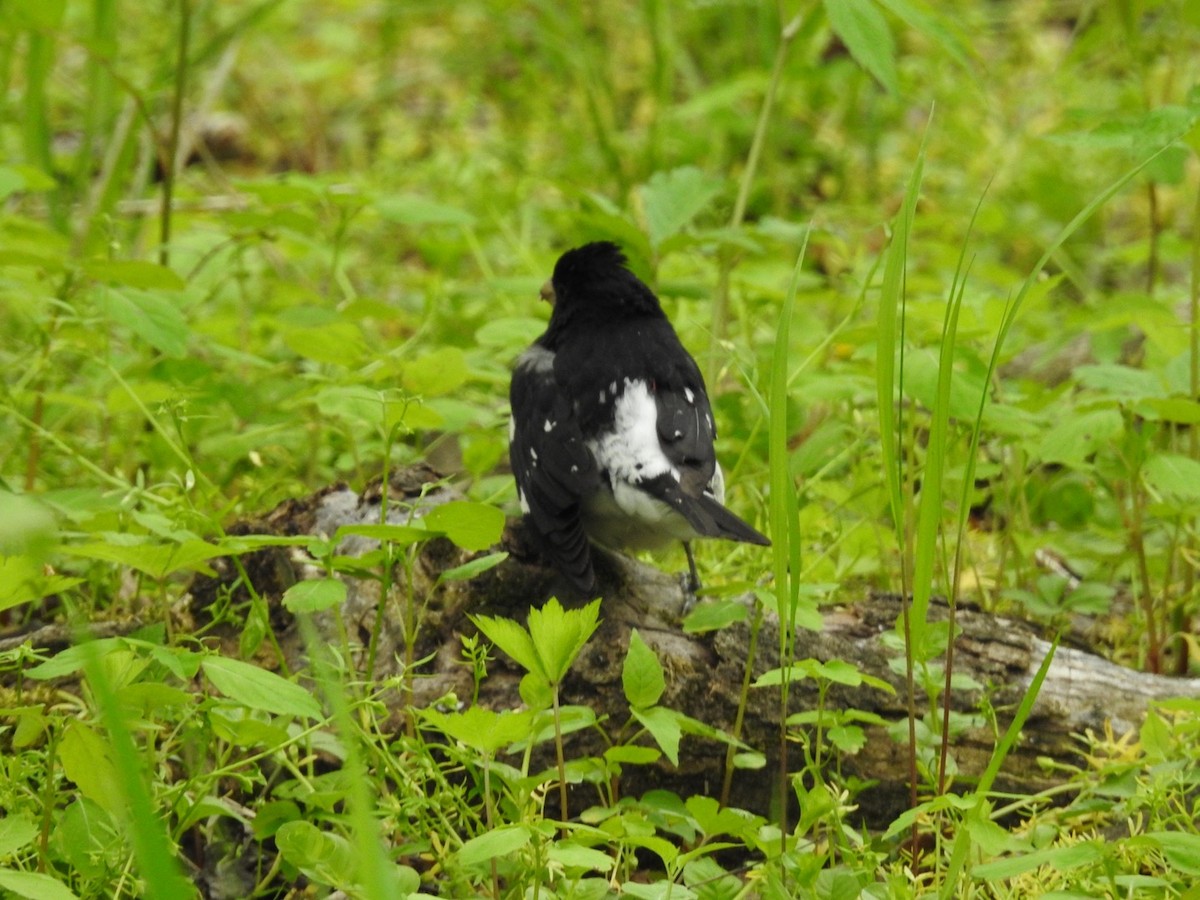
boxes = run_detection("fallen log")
[182,469,1200,828]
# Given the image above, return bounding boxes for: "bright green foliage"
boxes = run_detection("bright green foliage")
[1,0,1200,897]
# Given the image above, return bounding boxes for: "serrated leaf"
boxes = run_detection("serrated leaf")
[824,0,899,94]
[623,629,665,709]
[641,166,723,248]
[422,501,505,552]
[201,657,322,719]
[421,706,532,754]
[472,613,540,675]
[282,578,347,614]
[528,597,602,683]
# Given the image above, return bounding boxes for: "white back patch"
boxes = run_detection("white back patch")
[586,379,674,493]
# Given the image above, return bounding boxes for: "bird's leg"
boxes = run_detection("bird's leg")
[682,541,701,596]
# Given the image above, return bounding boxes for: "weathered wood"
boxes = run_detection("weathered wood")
[182,470,1200,828]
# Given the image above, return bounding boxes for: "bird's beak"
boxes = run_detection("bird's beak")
[539,279,556,305]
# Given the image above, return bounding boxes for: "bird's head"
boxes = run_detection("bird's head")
[543,242,661,321]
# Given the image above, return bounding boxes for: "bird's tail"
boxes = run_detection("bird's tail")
[691,495,771,546]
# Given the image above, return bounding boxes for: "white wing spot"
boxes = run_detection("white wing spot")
[599,390,607,404]
[684,387,695,403]
[610,380,618,395]
[543,419,555,432]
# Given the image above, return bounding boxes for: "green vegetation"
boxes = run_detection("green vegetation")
[2,1,1200,897]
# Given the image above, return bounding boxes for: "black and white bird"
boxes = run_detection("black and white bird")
[508,241,770,597]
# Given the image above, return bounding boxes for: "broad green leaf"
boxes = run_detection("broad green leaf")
[64,540,222,579]
[1074,364,1164,400]
[422,500,505,551]
[632,706,682,766]
[402,347,468,396]
[472,613,541,675]
[824,0,899,93]
[201,657,323,720]
[0,555,83,613]
[458,824,531,867]
[282,578,347,614]
[1035,409,1123,468]
[0,816,38,856]
[1143,453,1200,502]
[622,629,665,709]
[970,839,1102,880]
[640,166,723,248]
[546,843,616,872]
[528,597,602,683]
[0,869,80,900]
[1141,397,1200,424]
[682,598,748,634]
[284,322,366,367]
[99,288,189,357]
[421,706,533,753]
[1139,832,1200,876]
[275,821,354,889]
[58,721,123,816]
[436,551,508,585]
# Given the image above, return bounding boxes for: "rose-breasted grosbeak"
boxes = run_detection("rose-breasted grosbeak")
[509,242,769,597]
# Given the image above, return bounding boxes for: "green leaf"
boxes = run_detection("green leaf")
[622,629,665,709]
[1140,397,1200,424]
[421,706,533,753]
[64,539,222,579]
[681,598,748,633]
[0,555,83,613]
[472,613,541,676]
[402,347,469,396]
[201,657,323,719]
[528,597,602,684]
[632,706,682,766]
[970,841,1104,880]
[436,551,508,585]
[274,821,354,890]
[422,501,505,551]
[99,288,189,357]
[1143,454,1200,502]
[1035,409,1123,468]
[84,260,185,291]
[0,869,80,900]
[1074,364,1164,400]
[282,578,347,614]
[824,0,899,93]
[640,166,723,248]
[0,816,38,856]
[1139,832,1200,876]
[546,842,616,872]
[58,721,123,816]
[458,824,531,867]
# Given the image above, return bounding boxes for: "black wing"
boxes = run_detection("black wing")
[509,343,602,595]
